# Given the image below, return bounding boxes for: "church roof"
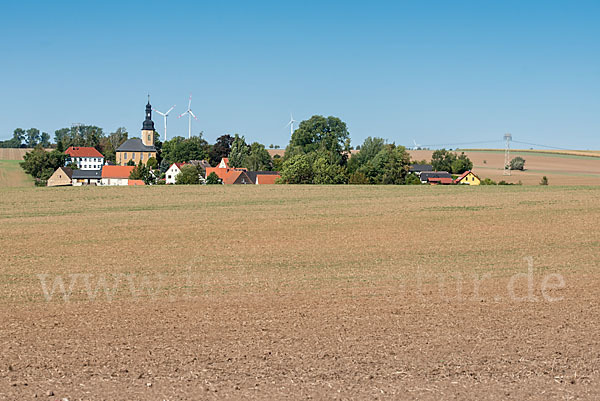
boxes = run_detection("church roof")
[116,138,156,152]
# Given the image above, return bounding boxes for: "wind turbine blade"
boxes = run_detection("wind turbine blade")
[154,109,166,116]
[178,111,189,118]
[188,94,192,109]
[166,105,175,115]
[189,110,197,119]
[285,120,292,128]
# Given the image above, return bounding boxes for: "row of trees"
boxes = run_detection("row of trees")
[0,128,51,148]
[277,115,473,185]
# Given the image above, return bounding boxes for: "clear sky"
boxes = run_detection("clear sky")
[1,0,598,149]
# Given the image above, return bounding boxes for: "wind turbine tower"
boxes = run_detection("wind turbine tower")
[286,114,297,136]
[154,105,176,141]
[178,94,197,139]
[503,133,512,176]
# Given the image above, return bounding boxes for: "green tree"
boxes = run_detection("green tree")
[510,156,526,171]
[244,142,272,171]
[176,164,201,185]
[205,171,221,184]
[431,149,456,172]
[161,135,209,166]
[229,134,249,168]
[279,154,313,184]
[40,132,51,147]
[450,153,473,174]
[312,154,348,184]
[272,155,284,171]
[0,129,25,148]
[126,159,135,166]
[20,146,66,184]
[209,134,234,166]
[405,173,421,185]
[146,157,158,170]
[540,176,549,185]
[129,162,154,184]
[287,115,349,157]
[349,171,369,184]
[25,128,41,147]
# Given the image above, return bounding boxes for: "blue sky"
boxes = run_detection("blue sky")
[1,0,598,149]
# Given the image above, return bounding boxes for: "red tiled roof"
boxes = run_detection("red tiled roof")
[428,177,454,185]
[222,170,244,185]
[170,162,187,170]
[454,170,479,183]
[101,165,135,179]
[128,180,145,186]
[256,174,280,184]
[65,146,104,158]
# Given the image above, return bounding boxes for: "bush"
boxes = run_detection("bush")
[404,173,421,185]
[349,171,369,184]
[205,171,221,185]
[510,156,526,171]
[176,165,201,185]
[480,178,496,185]
[540,176,549,186]
[146,157,158,170]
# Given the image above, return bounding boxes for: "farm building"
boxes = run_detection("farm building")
[427,177,454,185]
[410,164,433,176]
[420,171,452,184]
[65,147,105,170]
[454,170,481,185]
[47,167,73,187]
[101,165,135,186]
[72,169,102,186]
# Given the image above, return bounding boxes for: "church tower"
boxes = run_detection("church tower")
[141,97,155,147]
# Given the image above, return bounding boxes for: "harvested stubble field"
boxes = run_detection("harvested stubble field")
[1,185,600,400]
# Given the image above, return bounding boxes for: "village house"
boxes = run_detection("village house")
[47,167,73,187]
[165,163,186,184]
[205,158,281,185]
[101,165,135,186]
[454,170,481,185]
[65,146,105,170]
[115,100,157,166]
[72,169,102,186]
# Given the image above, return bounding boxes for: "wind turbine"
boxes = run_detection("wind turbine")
[285,113,297,136]
[178,94,197,139]
[412,139,422,150]
[154,104,176,141]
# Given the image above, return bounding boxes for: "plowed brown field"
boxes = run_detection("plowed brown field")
[409,149,600,185]
[1,185,599,400]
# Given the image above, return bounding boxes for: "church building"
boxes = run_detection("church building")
[116,99,157,166]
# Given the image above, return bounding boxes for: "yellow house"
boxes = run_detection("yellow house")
[115,100,157,166]
[454,170,481,185]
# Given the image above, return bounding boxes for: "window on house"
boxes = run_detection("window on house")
[132,153,135,160]
[124,153,127,159]
[148,134,151,142]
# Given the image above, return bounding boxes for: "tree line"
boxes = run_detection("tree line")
[276,115,474,184]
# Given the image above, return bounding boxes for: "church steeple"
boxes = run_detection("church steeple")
[142,95,155,131]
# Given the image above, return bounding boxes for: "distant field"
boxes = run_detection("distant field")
[409,149,600,185]
[0,160,33,187]
[1,185,600,399]
[0,148,34,160]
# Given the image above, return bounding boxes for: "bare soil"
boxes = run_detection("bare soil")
[1,185,599,400]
